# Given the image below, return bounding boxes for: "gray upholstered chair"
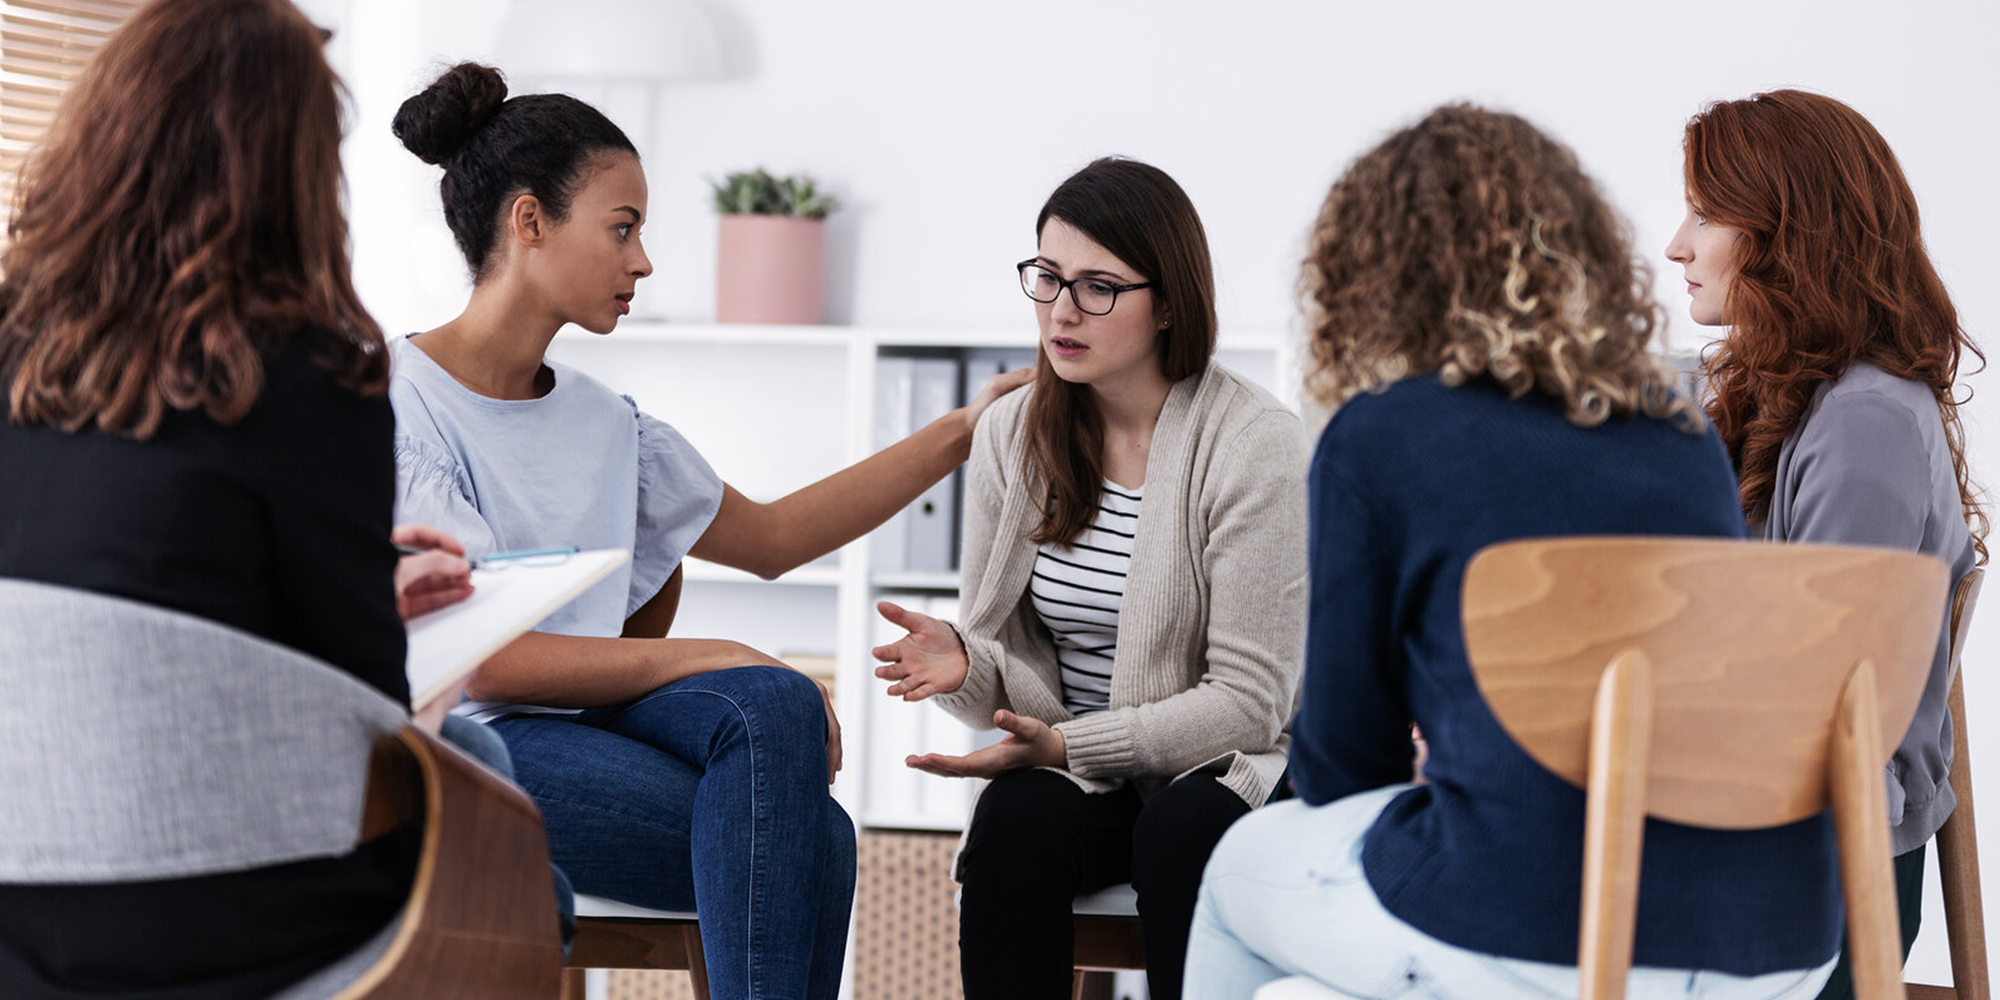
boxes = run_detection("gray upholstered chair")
[0,578,562,1000]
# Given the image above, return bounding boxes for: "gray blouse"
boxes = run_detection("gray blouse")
[1758,360,1978,854]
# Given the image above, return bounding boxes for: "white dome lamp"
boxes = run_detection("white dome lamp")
[495,0,724,324]
[494,0,724,83]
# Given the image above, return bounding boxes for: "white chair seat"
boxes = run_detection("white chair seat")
[1253,976,1361,999]
[1072,882,1139,917]
[573,893,698,922]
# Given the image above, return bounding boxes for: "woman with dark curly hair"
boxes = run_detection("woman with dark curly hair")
[1668,89,1983,1000]
[1183,105,1835,999]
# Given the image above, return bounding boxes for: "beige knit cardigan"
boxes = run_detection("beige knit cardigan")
[932,362,1309,810]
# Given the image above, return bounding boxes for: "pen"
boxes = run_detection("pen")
[468,546,579,569]
[395,544,579,569]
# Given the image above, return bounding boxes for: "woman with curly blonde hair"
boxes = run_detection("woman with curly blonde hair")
[1184,105,1837,999]
[1667,89,1983,1000]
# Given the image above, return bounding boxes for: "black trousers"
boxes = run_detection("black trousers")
[1812,841,1927,1000]
[957,767,1251,1000]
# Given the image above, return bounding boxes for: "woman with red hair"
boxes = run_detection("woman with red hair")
[1667,89,1984,999]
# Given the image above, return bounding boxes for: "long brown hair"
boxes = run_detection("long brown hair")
[0,0,385,439]
[1025,158,1216,546]
[1687,90,1985,555]
[1303,104,1695,430]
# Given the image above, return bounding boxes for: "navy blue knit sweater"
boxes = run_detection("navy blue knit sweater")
[1291,374,1840,974]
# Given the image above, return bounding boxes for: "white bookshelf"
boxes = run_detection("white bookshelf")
[545,321,1298,831]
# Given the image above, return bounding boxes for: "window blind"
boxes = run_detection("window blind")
[0,0,145,238]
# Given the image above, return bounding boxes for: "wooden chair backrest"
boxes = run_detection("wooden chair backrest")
[1464,536,1947,828]
[1951,569,1983,683]
[1913,567,1988,1000]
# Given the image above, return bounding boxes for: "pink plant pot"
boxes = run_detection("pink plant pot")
[715,214,826,325]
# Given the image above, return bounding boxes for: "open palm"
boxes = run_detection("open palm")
[872,600,970,701]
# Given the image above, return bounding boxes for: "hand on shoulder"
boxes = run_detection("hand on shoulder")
[961,367,1035,434]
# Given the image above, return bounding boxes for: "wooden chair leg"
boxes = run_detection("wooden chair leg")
[683,923,711,1000]
[1579,653,1654,1000]
[1071,969,1116,1000]
[1936,672,1990,1000]
[1832,661,1905,1000]
[558,968,586,1000]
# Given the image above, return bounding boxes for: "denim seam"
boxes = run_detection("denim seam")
[660,684,771,999]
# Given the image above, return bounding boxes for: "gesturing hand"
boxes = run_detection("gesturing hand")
[906,709,1066,779]
[873,600,970,701]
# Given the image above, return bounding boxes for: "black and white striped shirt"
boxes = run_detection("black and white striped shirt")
[1030,482,1142,716]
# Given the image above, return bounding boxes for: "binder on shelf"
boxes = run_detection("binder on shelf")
[871,356,916,572]
[961,347,1038,391]
[954,348,1037,571]
[903,358,960,574]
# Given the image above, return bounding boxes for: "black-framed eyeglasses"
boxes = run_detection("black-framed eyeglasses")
[1016,260,1154,316]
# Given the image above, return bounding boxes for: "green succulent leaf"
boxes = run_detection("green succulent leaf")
[709,168,839,218]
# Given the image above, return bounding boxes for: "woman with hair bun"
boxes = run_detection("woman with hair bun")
[1668,89,1984,1000]
[1185,105,1835,999]
[386,63,1027,1000]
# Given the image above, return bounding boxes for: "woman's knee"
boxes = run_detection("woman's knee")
[1132,776,1250,883]
[665,664,827,752]
[716,663,827,732]
[972,769,1079,839]
[962,769,1085,875]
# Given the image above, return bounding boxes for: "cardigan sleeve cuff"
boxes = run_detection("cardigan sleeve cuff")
[1056,712,1140,778]
[930,620,1001,728]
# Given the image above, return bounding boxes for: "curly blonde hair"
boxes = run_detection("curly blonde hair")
[1301,104,1697,430]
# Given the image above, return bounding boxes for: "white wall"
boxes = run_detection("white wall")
[300,0,2000,980]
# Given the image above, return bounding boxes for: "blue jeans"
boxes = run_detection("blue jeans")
[491,665,856,1000]
[1186,786,1835,1000]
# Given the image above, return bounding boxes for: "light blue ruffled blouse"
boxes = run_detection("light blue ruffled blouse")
[388,335,724,718]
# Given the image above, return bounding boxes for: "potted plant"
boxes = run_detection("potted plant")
[711,168,839,325]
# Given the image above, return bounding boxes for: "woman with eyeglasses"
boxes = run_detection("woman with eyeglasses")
[385,63,1028,1000]
[1667,90,1983,1000]
[870,156,1308,1000]
[1182,103,1834,1000]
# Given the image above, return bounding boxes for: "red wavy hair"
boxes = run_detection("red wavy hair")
[1687,89,1985,557]
[0,0,385,439]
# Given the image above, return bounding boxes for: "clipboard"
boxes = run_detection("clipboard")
[403,547,629,710]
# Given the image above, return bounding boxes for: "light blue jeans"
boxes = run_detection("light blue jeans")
[1185,785,1836,1000]
[438,714,575,952]
[491,665,855,1000]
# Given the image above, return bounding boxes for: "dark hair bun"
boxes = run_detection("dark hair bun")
[393,62,507,165]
